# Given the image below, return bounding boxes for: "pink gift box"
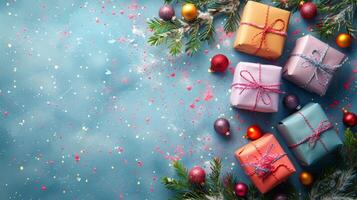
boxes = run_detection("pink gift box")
[230,62,283,113]
[283,35,347,96]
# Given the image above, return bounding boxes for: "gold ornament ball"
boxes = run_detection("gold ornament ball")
[336,33,352,48]
[299,171,313,186]
[182,3,198,21]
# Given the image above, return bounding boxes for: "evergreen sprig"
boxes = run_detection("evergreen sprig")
[316,0,357,38]
[148,0,254,56]
[271,0,302,12]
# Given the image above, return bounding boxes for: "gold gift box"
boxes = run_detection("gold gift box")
[233,1,290,60]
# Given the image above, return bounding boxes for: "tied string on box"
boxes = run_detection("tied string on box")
[289,112,333,152]
[291,46,348,88]
[240,6,287,55]
[242,143,292,180]
[231,64,284,111]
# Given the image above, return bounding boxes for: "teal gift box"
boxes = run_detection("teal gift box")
[277,103,342,166]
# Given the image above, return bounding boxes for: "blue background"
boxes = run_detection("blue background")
[0,0,356,199]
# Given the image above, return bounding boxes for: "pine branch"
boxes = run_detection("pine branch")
[221,173,237,200]
[271,0,301,12]
[162,177,189,190]
[316,0,357,38]
[173,160,189,180]
[207,157,222,196]
[309,168,357,199]
[341,128,357,165]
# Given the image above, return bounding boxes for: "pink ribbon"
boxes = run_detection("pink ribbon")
[231,64,284,111]
[289,112,333,151]
[242,144,291,180]
[240,6,287,55]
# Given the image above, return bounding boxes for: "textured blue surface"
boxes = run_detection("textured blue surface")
[0,1,356,199]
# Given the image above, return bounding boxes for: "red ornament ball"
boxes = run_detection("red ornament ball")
[209,54,229,73]
[300,2,317,19]
[343,108,357,127]
[235,182,248,197]
[188,166,206,184]
[246,125,263,140]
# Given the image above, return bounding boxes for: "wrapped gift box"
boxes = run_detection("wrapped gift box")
[235,133,296,193]
[283,35,347,96]
[230,62,283,113]
[277,103,342,166]
[233,1,290,60]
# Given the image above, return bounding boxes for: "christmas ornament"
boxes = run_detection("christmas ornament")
[283,93,301,110]
[159,5,175,21]
[234,182,248,197]
[299,171,313,186]
[181,3,198,21]
[214,118,230,136]
[246,125,263,140]
[336,33,352,48]
[300,2,317,19]
[209,54,229,73]
[188,166,206,184]
[273,193,288,200]
[298,1,305,9]
[342,108,357,127]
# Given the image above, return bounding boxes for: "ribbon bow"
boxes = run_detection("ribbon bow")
[291,46,347,87]
[240,6,287,55]
[231,64,284,111]
[242,144,287,179]
[289,112,333,151]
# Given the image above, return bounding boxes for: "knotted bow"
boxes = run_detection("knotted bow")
[231,64,284,111]
[240,6,287,55]
[291,46,347,87]
[289,112,333,151]
[242,144,287,179]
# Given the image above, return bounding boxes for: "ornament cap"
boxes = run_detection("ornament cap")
[342,107,348,113]
[296,105,302,110]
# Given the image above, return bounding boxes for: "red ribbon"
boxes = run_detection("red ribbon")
[242,143,293,181]
[240,6,287,55]
[289,112,333,151]
[231,64,284,111]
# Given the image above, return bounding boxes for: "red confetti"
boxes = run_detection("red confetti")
[74,154,80,162]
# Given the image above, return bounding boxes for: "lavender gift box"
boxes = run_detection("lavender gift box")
[230,62,283,113]
[283,35,347,96]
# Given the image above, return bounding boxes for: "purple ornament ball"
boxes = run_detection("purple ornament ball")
[159,5,175,21]
[283,93,301,110]
[214,118,230,136]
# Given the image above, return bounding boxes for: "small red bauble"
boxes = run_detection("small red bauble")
[300,2,317,19]
[209,54,229,73]
[188,166,206,184]
[246,125,263,140]
[342,108,357,127]
[235,182,248,197]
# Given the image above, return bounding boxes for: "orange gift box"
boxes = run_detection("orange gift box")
[235,133,296,193]
[233,1,290,60]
